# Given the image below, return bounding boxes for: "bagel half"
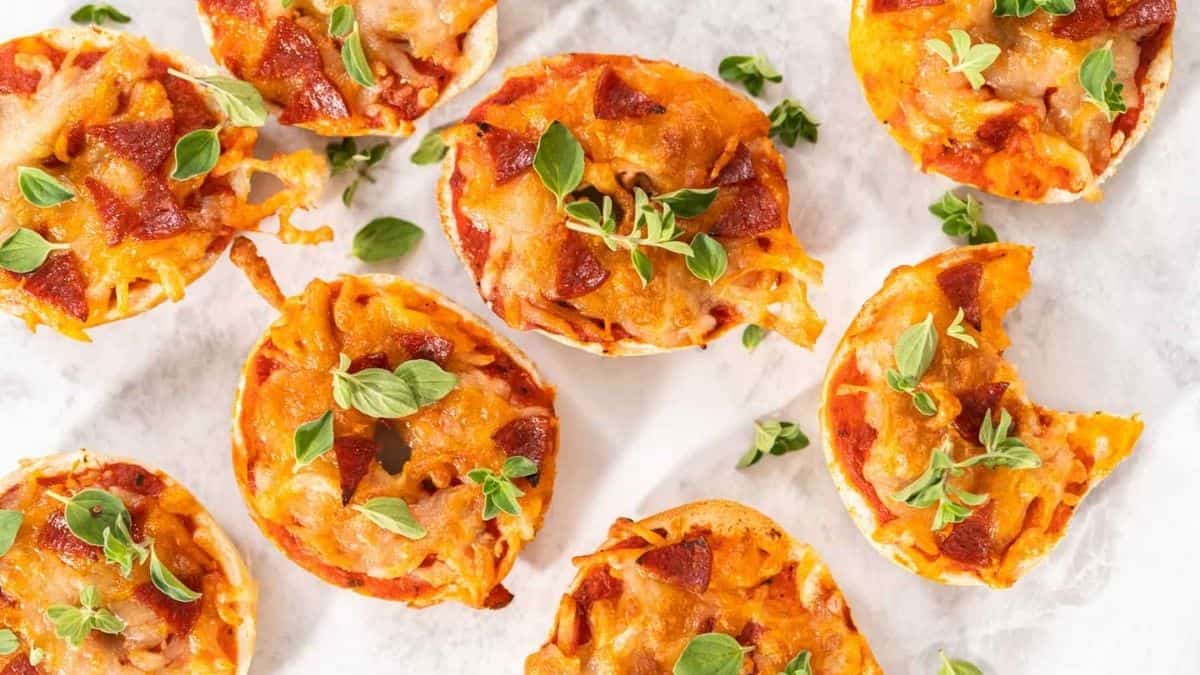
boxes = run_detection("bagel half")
[0,28,325,340]
[196,0,499,137]
[819,243,1142,586]
[0,450,256,674]
[525,500,882,674]
[232,274,558,608]
[849,0,1175,202]
[438,53,824,356]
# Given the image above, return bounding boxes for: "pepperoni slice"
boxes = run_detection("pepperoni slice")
[254,353,281,385]
[1053,0,1111,39]
[334,437,378,506]
[636,537,712,593]
[871,0,945,10]
[0,43,41,95]
[710,181,781,237]
[22,251,87,322]
[257,18,322,79]
[480,350,553,409]
[85,178,139,245]
[713,143,756,186]
[594,67,666,120]
[36,512,100,560]
[466,77,539,123]
[937,502,995,567]
[482,584,514,609]
[136,178,190,240]
[936,262,984,330]
[492,416,554,485]
[134,582,202,635]
[737,621,765,647]
[200,0,263,21]
[976,108,1031,151]
[481,125,537,184]
[279,73,350,125]
[73,50,106,70]
[556,231,610,299]
[1115,0,1175,29]
[394,333,453,368]
[450,168,490,278]
[828,357,895,523]
[569,566,623,648]
[348,352,390,373]
[0,655,38,675]
[159,65,219,136]
[954,382,1009,442]
[100,463,166,496]
[88,120,175,174]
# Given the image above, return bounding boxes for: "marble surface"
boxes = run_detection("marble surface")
[2,1,1198,673]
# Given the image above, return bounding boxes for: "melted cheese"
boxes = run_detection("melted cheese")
[0,29,325,340]
[447,54,824,354]
[820,244,1142,587]
[234,275,557,608]
[849,0,1168,201]
[0,457,249,673]
[525,501,881,674]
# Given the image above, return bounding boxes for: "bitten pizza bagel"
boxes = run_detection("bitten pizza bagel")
[525,500,881,674]
[439,53,824,356]
[0,450,256,674]
[849,0,1175,202]
[197,0,498,136]
[820,243,1142,587]
[0,28,325,340]
[232,267,558,608]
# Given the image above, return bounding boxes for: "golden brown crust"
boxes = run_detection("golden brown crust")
[232,274,557,607]
[439,53,824,356]
[849,0,1174,202]
[0,450,256,674]
[0,28,326,340]
[196,0,498,137]
[525,500,882,674]
[819,244,1142,586]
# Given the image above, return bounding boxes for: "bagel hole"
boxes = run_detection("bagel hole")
[373,422,411,475]
[247,172,286,206]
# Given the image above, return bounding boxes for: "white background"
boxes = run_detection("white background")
[2,1,1198,673]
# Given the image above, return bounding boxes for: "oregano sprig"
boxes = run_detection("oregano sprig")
[326,138,390,206]
[890,439,987,531]
[0,629,16,655]
[149,544,202,603]
[465,456,537,520]
[329,5,375,88]
[46,586,126,649]
[768,99,819,146]
[410,129,448,165]
[742,324,768,352]
[885,313,940,416]
[331,354,457,418]
[930,191,997,245]
[783,650,813,675]
[1080,42,1127,122]
[926,30,1001,90]
[718,55,782,96]
[945,308,978,347]
[70,4,131,26]
[17,167,75,208]
[958,408,1041,470]
[167,69,267,127]
[737,420,809,469]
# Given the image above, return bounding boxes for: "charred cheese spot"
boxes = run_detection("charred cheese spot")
[820,244,1142,587]
[234,275,558,608]
[444,54,824,354]
[526,501,882,674]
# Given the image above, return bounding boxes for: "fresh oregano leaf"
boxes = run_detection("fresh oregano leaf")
[149,545,201,603]
[893,313,938,382]
[1079,42,1126,122]
[769,99,819,146]
[46,585,126,649]
[686,233,727,285]
[70,4,131,26]
[0,629,17,655]
[718,55,782,96]
[0,510,21,557]
[534,121,585,208]
[331,354,419,418]
[351,217,423,262]
[926,30,1001,90]
[171,128,221,181]
[782,650,813,675]
[293,410,335,468]
[341,30,376,88]
[410,129,448,165]
[655,188,718,218]
[17,167,75,207]
[394,359,458,407]
[946,308,978,347]
[673,632,752,675]
[352,497,426,539]
[938,650,985,675]
[167,69,266,127]
[742,324,767,352]
[930,191,997,245]
[0,228,69,273]
[328,4,355,37]
[465,456,536,520]
[48,488,130,547]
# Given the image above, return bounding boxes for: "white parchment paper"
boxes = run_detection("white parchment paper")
[1,1,1198,673]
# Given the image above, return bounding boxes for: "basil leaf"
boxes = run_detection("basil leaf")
[331,354,419,418]
[352,498,426,539]
[70,4,131,26]
[769,99,819,146]
[782,650,813,675]
[0,510,21,557]
[502,455,538,479]
[686,233,727,284]
[17,167,75,207]
[411,130,448,165]
[938,652,985,675]
[351,217,423,262]
[328,4,355,37]
[742,324,767,352]
[294,410,335,467]
[655,188,718,218]
[718,55,782,97]
[673,633,751,675]
[167,69,266,127]
[631,248,653,287]
[149,545,201,603]
[1080,42,1126,122]
[394,359,458,407]
[893,313,938,381]
[341,30,377,88]
[534,121,585,207]
[0,228,68,274]
[0,629,17,655]
[171,128,221,181]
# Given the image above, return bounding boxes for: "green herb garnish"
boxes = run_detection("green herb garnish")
[938,651,985,675]
[167,69,267,127]
[673,632,752,675]
[926,30,1001,90]
[351,217,423,262]
[0,510,20,557]
[945,308,978,348]
[329,5,375,88]
[742,324,767,352]
[958,408,1041,470]
[930,191,997,245]
[1080,41,1126,122]
[352,497,426,539]
[47,488,147,576]
[533,121,586,208]
[465,456,537,520]
[410,129,449,165]
[46,586,126,649]
[0,629,17,655]
[17,167,75,208]
[149,545,201,603]
[171,128,221,181]
[718,55,782,97]
[293,410,335,468]
[70,4,130,26]
[326,138,390,206]
[993,0,1075,17]
[737,420,809,469]
[769,99,819,146]
[0,228,70,274]
[885,313,940,416]
[331,354,457,418]
[782,650,813,675]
